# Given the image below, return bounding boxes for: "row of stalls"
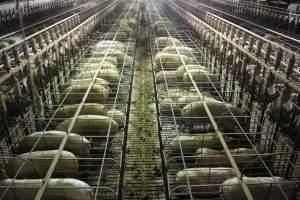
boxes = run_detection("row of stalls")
[0,0,138,199]
[148,0,300,199]
[0,0,75,32]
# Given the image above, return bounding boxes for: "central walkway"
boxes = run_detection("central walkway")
[123,2,166,199]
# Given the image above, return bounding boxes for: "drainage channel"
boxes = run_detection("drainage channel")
[122,1,166,199]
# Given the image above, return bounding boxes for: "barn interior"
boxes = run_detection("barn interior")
[0,0,300,199]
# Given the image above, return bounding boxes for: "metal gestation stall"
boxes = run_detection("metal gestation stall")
[0,0,75,34]
[198,0,300,34]
[176,0,300,56]
[148,0,300,199]
[0,0,138,199]
[172,0,300,149]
